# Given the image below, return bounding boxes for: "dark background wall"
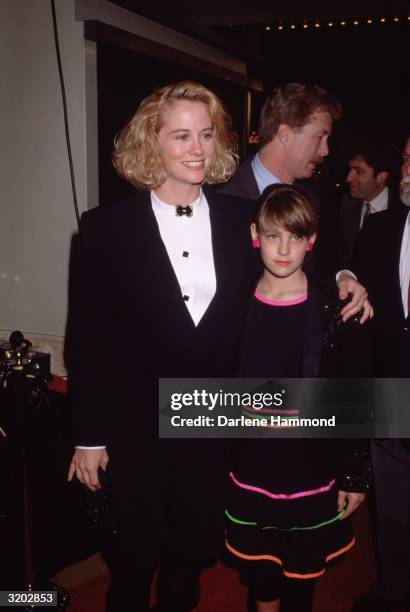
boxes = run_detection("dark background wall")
[259,21,409,167]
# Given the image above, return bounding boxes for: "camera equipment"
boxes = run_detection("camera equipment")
[0,331,69,611]
[0,331,51,390]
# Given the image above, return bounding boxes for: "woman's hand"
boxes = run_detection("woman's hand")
[337,490,365,519]
[337,273,374,323]
[67,448,109,492]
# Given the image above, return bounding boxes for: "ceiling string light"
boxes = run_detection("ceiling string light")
[264,14,409,31]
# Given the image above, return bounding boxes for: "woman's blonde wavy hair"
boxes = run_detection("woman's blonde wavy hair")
[113,81,238,190]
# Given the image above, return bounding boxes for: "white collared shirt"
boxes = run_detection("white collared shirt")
[359,187,389,229]
[399,209,410,318]
[151,189,216,326]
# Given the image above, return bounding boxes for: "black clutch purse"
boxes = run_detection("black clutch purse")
[83,467,119,536]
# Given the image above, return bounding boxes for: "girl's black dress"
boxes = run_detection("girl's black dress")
[225,290,370,581]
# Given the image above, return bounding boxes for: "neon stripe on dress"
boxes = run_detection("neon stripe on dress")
[255,291,308,307]
[225,508,345,530]
[230,472,336,500]
[224,537,356,579]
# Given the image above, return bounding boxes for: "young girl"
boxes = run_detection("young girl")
[224,183,371,612]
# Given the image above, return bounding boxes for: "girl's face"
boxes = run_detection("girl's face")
[251,222,316,279]
[157,100,215,191]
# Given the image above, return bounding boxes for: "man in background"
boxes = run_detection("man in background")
[220,82,372,320]
[221,82,338,199]
[338,136,400,267]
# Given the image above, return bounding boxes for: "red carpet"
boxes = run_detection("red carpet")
[67,502,376,611]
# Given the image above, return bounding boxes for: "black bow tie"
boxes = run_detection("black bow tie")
[176,205,193,218]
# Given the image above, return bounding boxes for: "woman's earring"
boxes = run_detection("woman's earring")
[306,243,313,252]
[252,239,260,248]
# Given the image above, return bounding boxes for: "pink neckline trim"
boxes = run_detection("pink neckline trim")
[230,472,336,500]
[255,291,308,307]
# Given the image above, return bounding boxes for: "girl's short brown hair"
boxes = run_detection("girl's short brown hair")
[113,81,238,189]
[255,183,318,237]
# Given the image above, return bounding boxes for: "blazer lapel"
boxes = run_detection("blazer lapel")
[198,190,232,327]
[352,201,362,236]
[118,192,197,331]
[199,187,258,328]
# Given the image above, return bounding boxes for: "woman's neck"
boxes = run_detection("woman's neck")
[256,270,307,301]
[153,182,201,206]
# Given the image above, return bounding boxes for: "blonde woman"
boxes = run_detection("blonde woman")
[67,81,258,612]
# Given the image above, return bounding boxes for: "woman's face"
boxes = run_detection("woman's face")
[157,100,215,191]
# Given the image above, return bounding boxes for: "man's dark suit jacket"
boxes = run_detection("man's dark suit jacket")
[68,186,258,564]
[353,206,410,605]
[219,157,260,200]
[338,187,399,268]
[353,204,410,376]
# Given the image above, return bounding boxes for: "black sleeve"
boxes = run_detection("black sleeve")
[67,211,116,446]
[318,290,373,493]
[333,439,372,493]
[351,216,377,298]
[319,287,375,378]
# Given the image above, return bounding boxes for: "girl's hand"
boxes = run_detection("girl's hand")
[337,490,365,519]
